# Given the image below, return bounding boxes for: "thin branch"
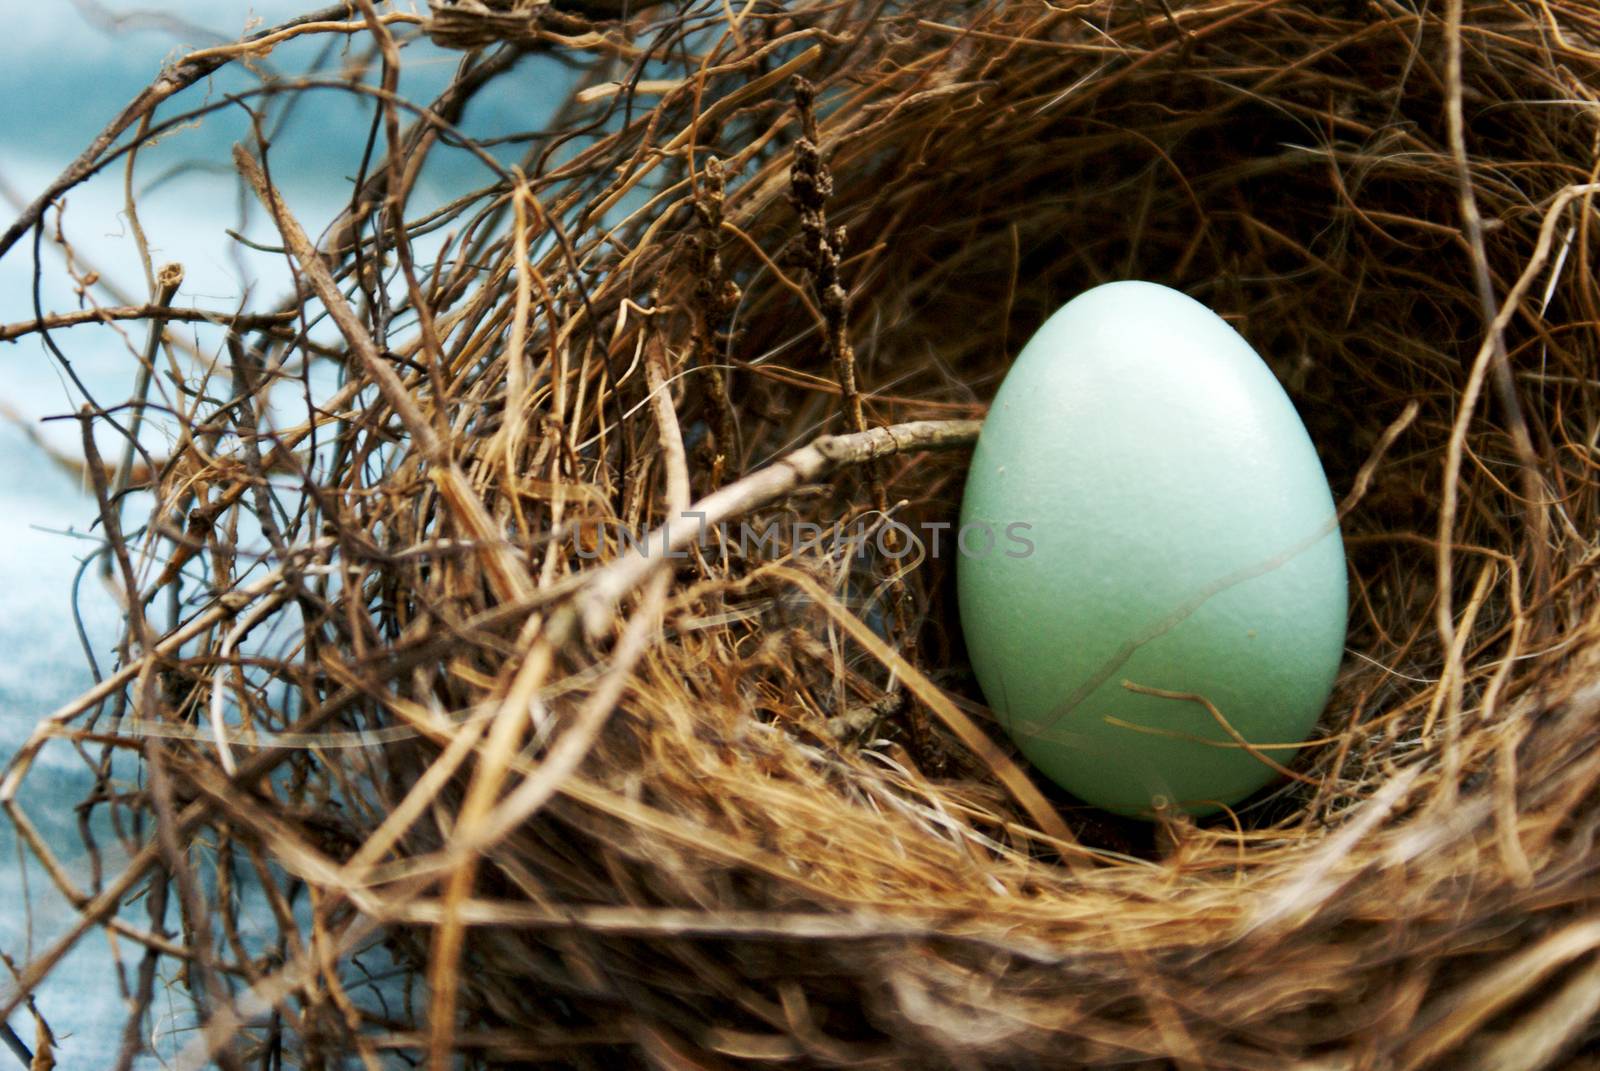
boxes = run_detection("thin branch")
[576,417,982,634]
[0,303,292,343]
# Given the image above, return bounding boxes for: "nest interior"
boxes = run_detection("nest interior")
[5,1,1600,1068]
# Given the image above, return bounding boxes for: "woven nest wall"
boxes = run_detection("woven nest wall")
[5,1,1600,1068]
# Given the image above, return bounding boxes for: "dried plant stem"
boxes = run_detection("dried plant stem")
[577,418,981,633]
[687,156,740,484]
[789,76,865,438]
[0,303,291,342]
[105,262,183,535]
[1440,0,1551,636]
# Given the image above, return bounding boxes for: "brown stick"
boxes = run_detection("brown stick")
[576,418,982,634]
[0,303,293,343]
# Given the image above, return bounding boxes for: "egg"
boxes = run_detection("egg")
[956,281,1347,817]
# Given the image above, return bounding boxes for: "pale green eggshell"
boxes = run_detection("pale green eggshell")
[956,280,1347,817]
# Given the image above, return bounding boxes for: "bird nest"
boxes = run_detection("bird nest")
[4,1,1600,1068]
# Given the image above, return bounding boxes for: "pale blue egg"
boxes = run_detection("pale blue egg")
[957,280,1347,816]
